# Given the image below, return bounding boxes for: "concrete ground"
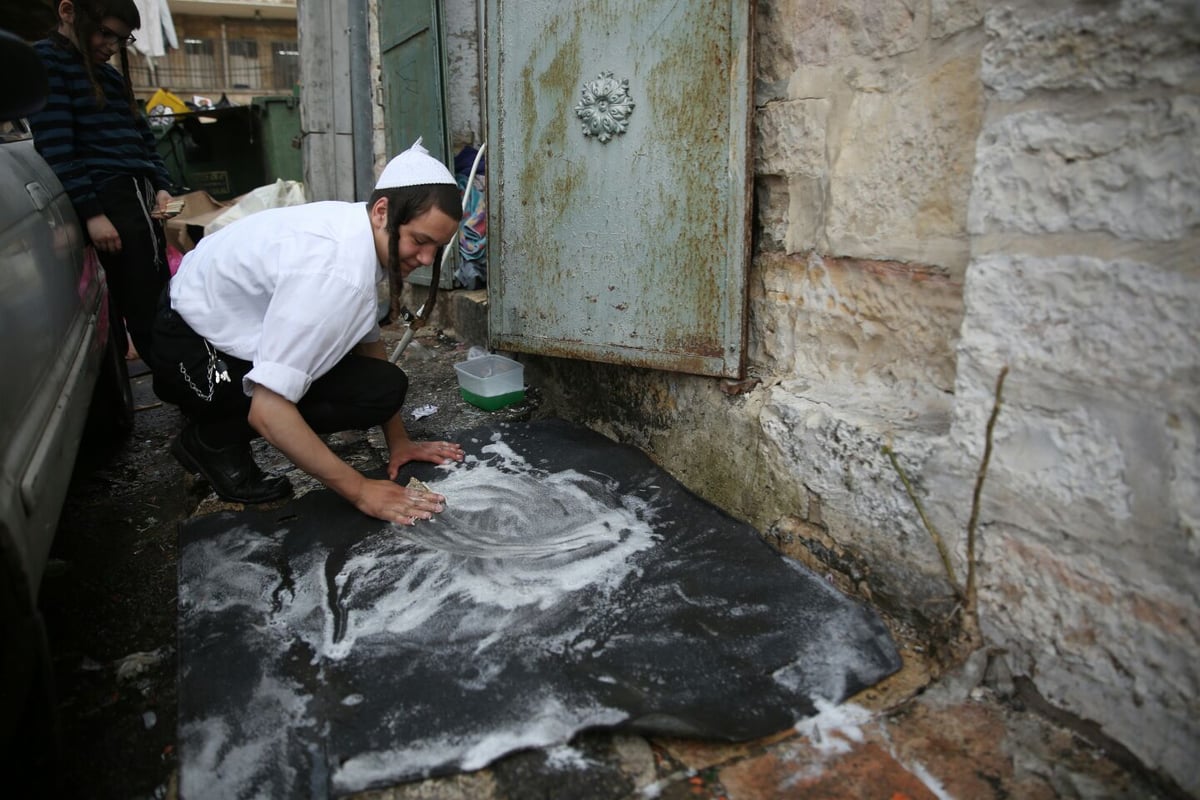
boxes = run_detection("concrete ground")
[40,288,1179,800]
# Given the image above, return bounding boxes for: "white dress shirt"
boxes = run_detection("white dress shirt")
[169,201,383,403]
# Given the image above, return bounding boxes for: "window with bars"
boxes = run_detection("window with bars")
[227,39,261,89]
[272,41,299,92]
[127,32,298,94]
[181,37,217,87]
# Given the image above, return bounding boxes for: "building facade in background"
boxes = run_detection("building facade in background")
[127,0,297,105]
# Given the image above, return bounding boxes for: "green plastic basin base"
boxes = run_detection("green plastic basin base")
[460,388,525,411]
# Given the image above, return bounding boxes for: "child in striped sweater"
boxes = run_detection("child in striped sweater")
[29,0,176,369]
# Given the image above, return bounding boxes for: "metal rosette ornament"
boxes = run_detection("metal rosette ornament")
[574,71,635,143]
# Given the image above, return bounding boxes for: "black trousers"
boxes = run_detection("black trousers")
[150,292,409,448]
[95,175,170,369]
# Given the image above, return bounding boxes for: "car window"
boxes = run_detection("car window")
[0,117,32,143]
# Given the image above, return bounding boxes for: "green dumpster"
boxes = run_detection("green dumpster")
[153,98,304,201]
[154,106,267,200]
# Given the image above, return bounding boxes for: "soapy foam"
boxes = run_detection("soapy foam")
[318,447,658,659]
[179,426,899,796]
[182,431,659,795]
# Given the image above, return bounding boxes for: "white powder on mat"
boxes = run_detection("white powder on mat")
[315,438,658,659]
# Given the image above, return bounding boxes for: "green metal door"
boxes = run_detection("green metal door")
[487,0,754,378]
[378,0,450,165]
[378,0,453,287]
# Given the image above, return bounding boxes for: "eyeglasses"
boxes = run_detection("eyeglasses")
[98,25,136,47]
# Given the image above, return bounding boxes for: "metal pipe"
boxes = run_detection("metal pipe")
[220,21,230,91]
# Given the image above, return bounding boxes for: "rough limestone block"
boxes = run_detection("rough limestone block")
[930,0,983,40]
[826,55,982,269]
[783,175,828,255]
[758,382,956,614]
[756,99,829,178]
[750,253,963,396]
[939,251,1200,794]
[755,0,922,80]
[756,100,831,253]
[969,97,1200,240]
[982,1,1200,100]
[981,534,1200,796]
[754,176,791,251]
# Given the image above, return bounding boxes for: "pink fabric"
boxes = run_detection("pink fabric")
[167,244,184,276]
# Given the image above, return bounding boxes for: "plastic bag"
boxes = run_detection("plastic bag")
[205,179,308,236]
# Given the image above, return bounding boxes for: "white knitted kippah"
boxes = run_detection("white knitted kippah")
[375,137,457,189]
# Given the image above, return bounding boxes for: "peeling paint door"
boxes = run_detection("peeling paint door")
[487,0,753,378]
[379,0,450,163]
[378,0,454,287]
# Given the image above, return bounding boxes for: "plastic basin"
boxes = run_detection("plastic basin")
[454,355,525,411]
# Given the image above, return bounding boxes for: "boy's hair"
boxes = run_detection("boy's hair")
[369,183,463,294]
[61,0,141,110]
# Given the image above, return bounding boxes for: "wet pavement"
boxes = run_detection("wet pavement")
[38,317,1175,799]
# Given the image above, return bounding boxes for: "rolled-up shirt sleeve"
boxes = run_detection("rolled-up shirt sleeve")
[244,270,378,402]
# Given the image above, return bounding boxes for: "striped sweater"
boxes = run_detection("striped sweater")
[28,33,171,221]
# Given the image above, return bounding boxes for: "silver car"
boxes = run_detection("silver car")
[0,29,133,762]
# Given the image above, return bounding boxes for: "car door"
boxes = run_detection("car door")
[0,124,105,606]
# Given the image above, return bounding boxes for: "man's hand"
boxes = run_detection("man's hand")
[249,386,461,526]
[357,339,466,480]
[387,438,465,481]
[151,190,180,219]
[86,214,121,253]
[354,478,446,526]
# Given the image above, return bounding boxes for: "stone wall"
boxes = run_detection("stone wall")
[519,0,1199,793]
[925,0,1200,791]
[535,0,985,628]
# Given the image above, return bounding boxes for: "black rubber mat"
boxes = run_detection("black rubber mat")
[177,418,901,798]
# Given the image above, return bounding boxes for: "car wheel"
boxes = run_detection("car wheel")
[0,575,63,794]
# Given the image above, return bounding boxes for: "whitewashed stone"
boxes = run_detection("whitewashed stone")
[751,253,963,395]
[983,1,1200,100]
[980,534,1200,795]
[930,0,983,40]
[755,0,923,77]
[957,255,1200,399]
[945,255,1200,559]
[970,97,1200,240]
[1172,405,1200,559]
[755,99,829,178]
[936,250,1200,792]
[826,55,982,269]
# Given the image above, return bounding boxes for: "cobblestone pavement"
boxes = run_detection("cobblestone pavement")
[41,321,1175,800]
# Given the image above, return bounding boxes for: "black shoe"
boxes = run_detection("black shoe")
[171,425,292,504]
